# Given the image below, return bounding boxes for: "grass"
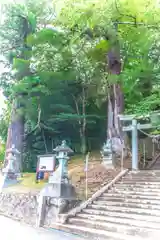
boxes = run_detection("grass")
[20,173,46,189]
[18,155,85,190]
[1,151,101,192]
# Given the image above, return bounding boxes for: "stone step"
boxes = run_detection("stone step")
[125,175,160,179]
[113,185,160,192]
[115,183,160,189]
[102,192,160,200]
[83,208,160,223]
[127,172,160,176]
[98,196,160,205]
[129,170,160,174]
[120,180,160,184]
[52,223,145,240]
[68,217,160,237]
[76,213,160,230]
[109,189,160,197]
[125,171,160,175]
[152,168,160,171]
[93,200,160,210]
[126,175,160,178]
[122,177,160,181]
[128,171,160,174]
[88,204,160,216]
[126,171,160,175]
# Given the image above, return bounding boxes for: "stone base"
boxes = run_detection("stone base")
[37,182,77,226]
[0,176,20,191]
[102,159,114,169]
[39,181,77,219]
[102,163,114,169]
[40,182,77,199]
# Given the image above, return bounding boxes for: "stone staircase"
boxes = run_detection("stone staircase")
[53,169,160,240]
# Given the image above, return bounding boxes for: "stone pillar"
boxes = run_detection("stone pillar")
[132,119,138,170]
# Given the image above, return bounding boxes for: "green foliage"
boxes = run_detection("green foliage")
[0,143,6,163]
[27,29,65,46]
[0,0,160,170]
[13,59,30,71]
[0,117,8,143]
[0,102,11,144]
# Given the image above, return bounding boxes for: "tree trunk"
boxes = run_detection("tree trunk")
[3,14,35,173]
[80,86,87,155]
[80,130,87,155]
[107,83,125,157]
[4,100,24,173]
[72,86,87,155]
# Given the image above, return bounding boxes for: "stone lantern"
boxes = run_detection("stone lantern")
[2,145,20,178]
[47,140,75,193]
[0,145,20,190]
[101,139,114,168]
[52,140,73,182]
[37,141,77,226]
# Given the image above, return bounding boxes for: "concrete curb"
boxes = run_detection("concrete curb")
[59,168,129,223]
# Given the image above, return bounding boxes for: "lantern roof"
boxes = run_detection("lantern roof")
[53,140,73,153]
[6,144,20,155]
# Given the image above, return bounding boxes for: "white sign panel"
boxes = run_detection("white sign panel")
[37,155,55,172]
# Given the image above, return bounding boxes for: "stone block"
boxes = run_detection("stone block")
[102,159,114,169]
[40,182,77,200]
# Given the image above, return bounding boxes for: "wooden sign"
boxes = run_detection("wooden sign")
[37,154,56,172]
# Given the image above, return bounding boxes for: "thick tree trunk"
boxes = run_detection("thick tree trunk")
[107,83,125,157]
[3,15,35,174]
[4,101,24,173]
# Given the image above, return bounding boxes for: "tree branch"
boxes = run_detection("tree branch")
[25,104,41,137]
[71,94,81,126]
[115,0,137,24]
[42,129,48,153]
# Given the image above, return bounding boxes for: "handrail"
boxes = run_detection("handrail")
[146,153,160,170]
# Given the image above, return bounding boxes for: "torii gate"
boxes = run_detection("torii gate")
[119,113,160,171]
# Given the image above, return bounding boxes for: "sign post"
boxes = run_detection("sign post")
[84,152,90,200]
[36,154,56,182]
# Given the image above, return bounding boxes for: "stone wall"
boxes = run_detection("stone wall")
[45,199,81,226]
[0,192,38,225]
[0,167,122,226]
[0,191,81,226]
